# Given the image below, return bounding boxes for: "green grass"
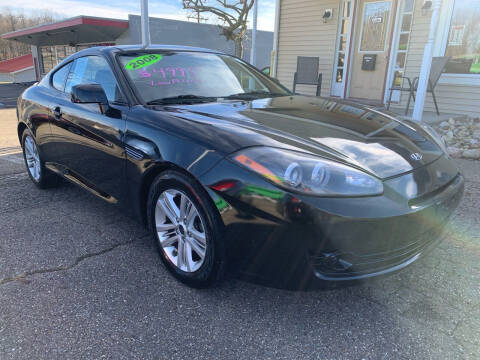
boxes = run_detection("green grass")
[470,63,480,73]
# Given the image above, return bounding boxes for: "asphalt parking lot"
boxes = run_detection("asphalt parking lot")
[0,83,32,109]
[0,108,479,359]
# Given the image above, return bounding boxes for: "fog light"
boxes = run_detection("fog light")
[315,252,353,272]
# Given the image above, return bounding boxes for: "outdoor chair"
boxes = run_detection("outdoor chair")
[293,56,322,96]
[387,56,451,115]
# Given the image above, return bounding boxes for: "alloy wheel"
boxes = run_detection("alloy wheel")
[24,135,41,181]
[155,189,207,273]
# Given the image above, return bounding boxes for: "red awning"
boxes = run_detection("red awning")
[0,54,33,73]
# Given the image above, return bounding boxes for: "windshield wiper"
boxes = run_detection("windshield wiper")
[146,95,218,105]
[221,91,287,100]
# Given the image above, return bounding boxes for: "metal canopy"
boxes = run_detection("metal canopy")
[1,16,128,47]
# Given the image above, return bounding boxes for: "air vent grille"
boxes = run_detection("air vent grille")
[125,145,144,160]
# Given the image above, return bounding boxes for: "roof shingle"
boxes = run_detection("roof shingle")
[0,54,33,73]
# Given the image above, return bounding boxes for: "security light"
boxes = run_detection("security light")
[422,1,432,10]
[323,9,333,22]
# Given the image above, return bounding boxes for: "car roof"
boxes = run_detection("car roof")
[113,44,225,54]
[72,44,226,58]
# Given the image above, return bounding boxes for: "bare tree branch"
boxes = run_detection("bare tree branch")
[182,0,255,57]
[0,8,59,61]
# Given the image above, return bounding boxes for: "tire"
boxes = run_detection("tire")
[21,129,58,189]
[147,170,226,288]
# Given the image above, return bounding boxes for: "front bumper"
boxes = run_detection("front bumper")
[199,155,464,287]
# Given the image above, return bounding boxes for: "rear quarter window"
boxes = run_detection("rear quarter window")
[51,62,72,92]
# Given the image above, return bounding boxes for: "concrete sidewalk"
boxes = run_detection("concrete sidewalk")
[0,83,32,109]
[0,109,21,155]
[387,106,468,124]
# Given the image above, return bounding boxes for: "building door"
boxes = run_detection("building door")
[349,0,395,102]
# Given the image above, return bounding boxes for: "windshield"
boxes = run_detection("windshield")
[118,51,289,103]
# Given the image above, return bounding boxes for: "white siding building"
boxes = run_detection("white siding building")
[273,0,480,117]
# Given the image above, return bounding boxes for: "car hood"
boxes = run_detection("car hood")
[156,96,443,179]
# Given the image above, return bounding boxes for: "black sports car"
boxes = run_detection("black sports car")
[17,45,464,288]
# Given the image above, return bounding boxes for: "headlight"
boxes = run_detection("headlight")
[230,147,383,196]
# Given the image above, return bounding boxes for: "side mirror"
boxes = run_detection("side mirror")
[71,83,109,114]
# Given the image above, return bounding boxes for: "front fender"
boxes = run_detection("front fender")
[124,116,227,223]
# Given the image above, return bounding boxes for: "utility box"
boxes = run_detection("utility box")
[362,54,377,71]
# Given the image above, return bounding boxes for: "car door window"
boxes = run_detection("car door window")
[65,56,124,103]
[51,62,72,92]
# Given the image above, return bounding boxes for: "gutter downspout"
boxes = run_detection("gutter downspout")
[412,0,441,121]
[31,45,40,81]
[272,0,281,77]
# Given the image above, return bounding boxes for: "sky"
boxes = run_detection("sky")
[1,0,277,31]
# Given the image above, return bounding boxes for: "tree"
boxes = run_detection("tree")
[0,8,57,61]
[182,0,255,58]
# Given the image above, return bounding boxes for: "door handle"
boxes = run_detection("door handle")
[52,106,62,119]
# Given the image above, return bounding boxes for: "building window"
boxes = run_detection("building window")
[392,0,415,87]
[40,47,56,74]
[334,1,352,83]
[39,44,115,75]
[331,0,353,97]
[40,46,76,74]
[444,0,480,74]
[359,1,392,52]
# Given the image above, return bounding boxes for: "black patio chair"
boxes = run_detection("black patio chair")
[293,56,323,96]
[387,56,451,115]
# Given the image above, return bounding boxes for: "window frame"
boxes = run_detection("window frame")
[50,61,73,93]
[384,0,416,103]
[65,55,127,105]
[435,0,480,86]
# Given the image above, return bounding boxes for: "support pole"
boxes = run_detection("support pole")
[31,45,41,81]
[141,0,151,48]
[250,0,258,66]
[412,0,441,121]
[272,0,281,77]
